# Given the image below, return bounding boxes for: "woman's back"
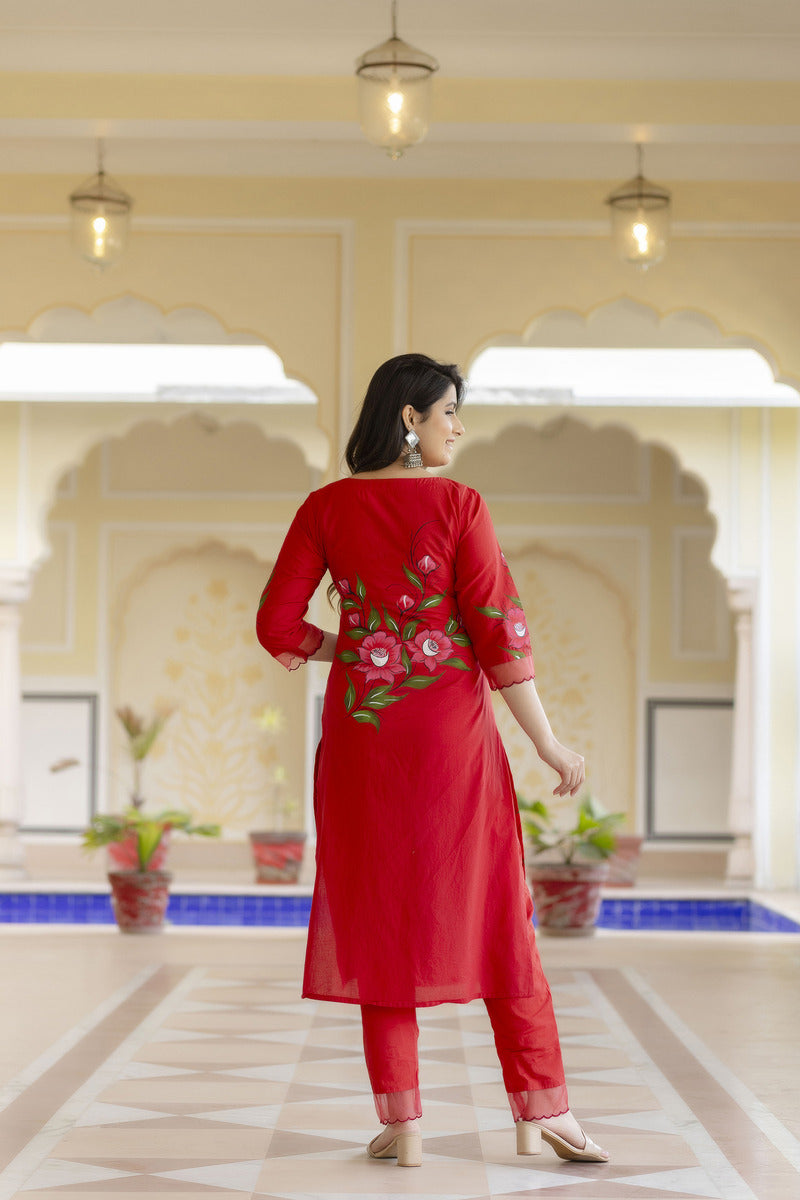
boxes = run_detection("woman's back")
[257,473,540,1007]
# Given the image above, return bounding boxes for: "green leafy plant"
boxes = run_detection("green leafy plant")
[517,794,623,864]
[82,808,221,872]
[116,705,174,809]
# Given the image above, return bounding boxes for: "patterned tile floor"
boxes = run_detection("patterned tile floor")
[1,928,799,1200]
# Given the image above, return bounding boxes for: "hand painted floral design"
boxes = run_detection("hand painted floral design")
[335,526,473,728]
[410,629,453,672]
[476,593,532,661]
[503,606,528,649]
[356,631,406,684]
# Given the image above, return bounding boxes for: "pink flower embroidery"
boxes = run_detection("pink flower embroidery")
[336,579,351,596]
[356,631,405,684]
[409,628,453,672]
[503,606,529,649]
[417,555,438,575]
[348,613,360,626]
[397,594,415,611]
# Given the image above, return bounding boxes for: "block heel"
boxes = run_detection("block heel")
[516,1121,543,1155]
[367,1129,422,1167]
[396,1131,423,1167]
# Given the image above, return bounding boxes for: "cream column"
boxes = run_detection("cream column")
[0,565,31,878]
[725,577,757,882]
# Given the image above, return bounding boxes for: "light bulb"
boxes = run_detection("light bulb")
[387,89,404,114]
[92,214,108,259]
[632,221,650,255]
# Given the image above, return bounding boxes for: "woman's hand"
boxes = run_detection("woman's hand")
[535,736,585,798]
[498,679,586,796]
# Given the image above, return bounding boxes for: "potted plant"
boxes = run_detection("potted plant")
[107,706,173,870]
[518,795,623,936]
[83,807,221,934]
[249,704,306,884]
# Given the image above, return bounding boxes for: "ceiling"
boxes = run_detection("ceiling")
[2,0,800,182]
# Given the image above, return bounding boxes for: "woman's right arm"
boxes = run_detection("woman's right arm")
[499,678,585,798]
[257,495,332,671]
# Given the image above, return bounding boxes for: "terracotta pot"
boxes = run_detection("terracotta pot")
[604,834,644,886]
[108,870,172,934]
[528,861,609,937]
[107,829,170,872]
[249,831,306,884]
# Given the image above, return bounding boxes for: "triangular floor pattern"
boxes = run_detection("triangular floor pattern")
[4,956,790,1200]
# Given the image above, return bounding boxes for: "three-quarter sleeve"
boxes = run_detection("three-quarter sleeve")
[256,494,326,671]
[453,488,535,690]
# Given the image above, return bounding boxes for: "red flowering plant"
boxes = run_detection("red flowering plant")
[334,529,472,729]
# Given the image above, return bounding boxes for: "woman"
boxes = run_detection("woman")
[256,353,609,1168]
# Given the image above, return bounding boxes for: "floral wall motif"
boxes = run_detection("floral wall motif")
[494,544,636,827]
[114,545,305,835]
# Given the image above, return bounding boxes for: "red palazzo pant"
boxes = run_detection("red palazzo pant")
[361,990,569,1125]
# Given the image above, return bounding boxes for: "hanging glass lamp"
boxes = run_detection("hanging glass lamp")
[355,0,439,160]
[605,144,671,270]
[68,143,133,268]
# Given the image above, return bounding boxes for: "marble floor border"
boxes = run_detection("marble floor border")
[0,967,202,1200]
[623,966,800,1171]
[589,968,798,1199]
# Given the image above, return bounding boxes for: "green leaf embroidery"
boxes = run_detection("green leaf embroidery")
[346,627,370,639]
[363,687,402,711]
[507,648,527,659]
[337,649,360,663]
[401,646,412,675]
[442,657,471,670]
[384,609,400,635]
[418,593,446,610]
[445,616,458,634]
[404,620,418,639]
[353,709,381,728]
[403,674,443,689]
[476,605,506,619]
[344,678,356,712]
[356,576,366,600]
[451,633,471,647]
[341,597,360,611]
[403,565,423,591]
[367,606,381,632]
[509,595,523,606]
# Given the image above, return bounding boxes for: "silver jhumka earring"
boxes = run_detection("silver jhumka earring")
[403,428,423,469]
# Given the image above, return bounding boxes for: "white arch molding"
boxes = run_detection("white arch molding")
[447,399,760,885]
[2,296,332,571]
[0,297,331,876]
[464,297,797,581]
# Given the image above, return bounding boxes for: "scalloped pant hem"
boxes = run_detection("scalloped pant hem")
[361,993,567,1123]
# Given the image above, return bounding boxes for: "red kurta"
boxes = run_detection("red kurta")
[257,475,547,1008]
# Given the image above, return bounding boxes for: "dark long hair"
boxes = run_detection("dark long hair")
[345,353,464,475]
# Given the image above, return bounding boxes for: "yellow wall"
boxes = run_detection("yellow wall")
[1,159,797,884]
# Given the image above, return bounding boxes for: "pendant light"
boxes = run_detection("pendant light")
[68,141,133,268]
[605,144,671,270]
[355,0,439,160]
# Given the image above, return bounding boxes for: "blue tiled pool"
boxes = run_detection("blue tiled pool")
[0,890,797,931]
[597,896,799,933]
